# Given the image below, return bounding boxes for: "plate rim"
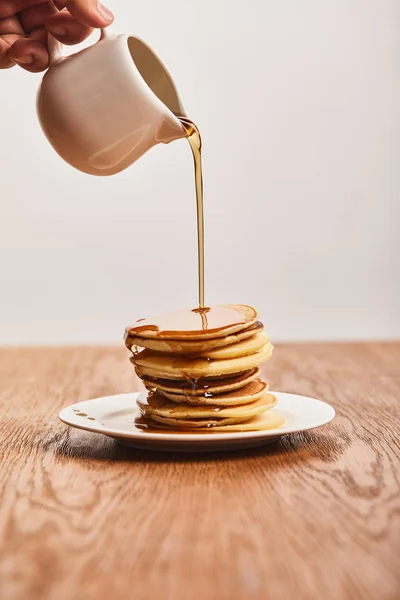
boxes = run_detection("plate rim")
[58,391,336,441]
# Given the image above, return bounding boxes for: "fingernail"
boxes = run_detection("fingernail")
[48,26,68,36]
[14,55,34,64]
[97,3,114,23]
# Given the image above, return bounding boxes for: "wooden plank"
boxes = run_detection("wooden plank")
[0,343,399,600]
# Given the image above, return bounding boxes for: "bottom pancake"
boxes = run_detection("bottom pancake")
[136,409,286,432]
[150,413,249,429]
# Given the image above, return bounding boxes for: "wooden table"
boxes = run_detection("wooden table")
[0,343,399,600]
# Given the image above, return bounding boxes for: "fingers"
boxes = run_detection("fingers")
[0,1,45,20]
[0,34,23,68]
[18,1,57,32]
[4,2,55,71]
[54,0,113,28]
[0,14,24,68]
[0,14,25,36]
[9,36,49,71]
[0,0,113,72]
[46,10,92,45]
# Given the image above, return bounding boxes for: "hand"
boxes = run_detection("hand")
[0,1,114,72]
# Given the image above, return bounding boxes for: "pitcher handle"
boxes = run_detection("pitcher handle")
[48,27,117,66]
[47,34,63,65]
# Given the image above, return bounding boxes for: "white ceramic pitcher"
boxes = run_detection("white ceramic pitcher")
[37,29,187,176]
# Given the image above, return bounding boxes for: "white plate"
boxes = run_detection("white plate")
[58,392,335,452]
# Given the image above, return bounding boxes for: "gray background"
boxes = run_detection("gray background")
[0,0,398,343]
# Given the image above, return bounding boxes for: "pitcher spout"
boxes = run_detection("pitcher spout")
[157,116,187,144]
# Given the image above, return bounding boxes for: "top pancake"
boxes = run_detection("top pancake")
[125,321,264,355]
[125,304,258,340]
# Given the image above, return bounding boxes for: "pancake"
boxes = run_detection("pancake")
[125,304,282,435]
[198,410,286,432]
[125,304,258,340]
[141,368,261,396]
[125,321,264,355]
[132,341,273,380]
[197,332,268,359]
[137,390,276,420]
[159,379,268,406]
[139,407,286,432]
[189,410,286,432]
[149,413,250,429]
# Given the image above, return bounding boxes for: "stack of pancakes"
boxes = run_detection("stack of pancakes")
[124,304,285,432]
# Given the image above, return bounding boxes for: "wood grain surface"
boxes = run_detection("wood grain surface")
[0,343,399,600]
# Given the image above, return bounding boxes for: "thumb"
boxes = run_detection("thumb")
[55,0,114,28]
